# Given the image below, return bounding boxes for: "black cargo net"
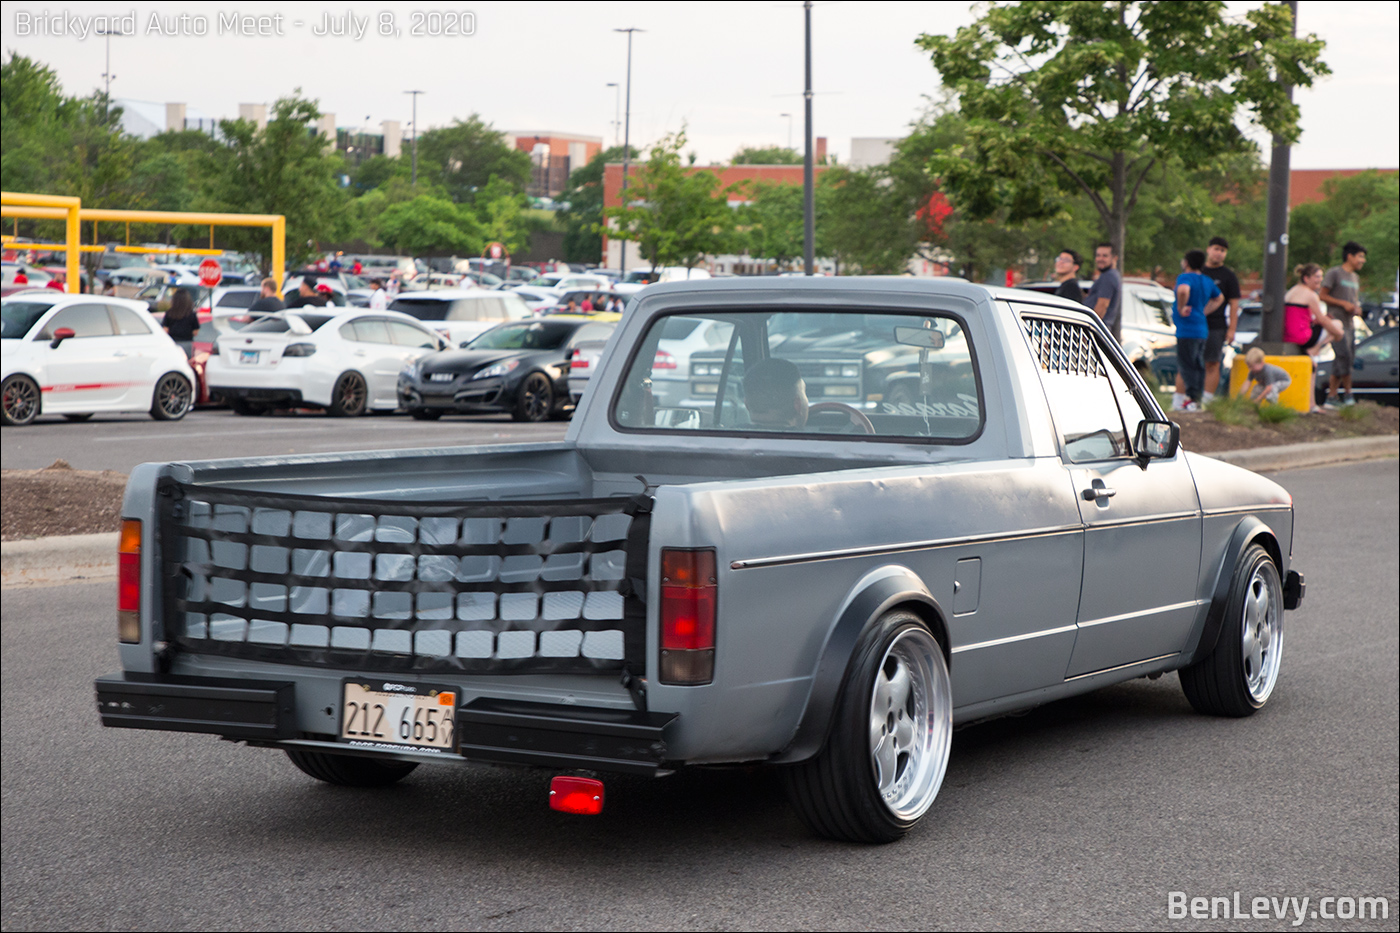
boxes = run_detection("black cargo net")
[1024,317,1104,378]
[157,480,651,675]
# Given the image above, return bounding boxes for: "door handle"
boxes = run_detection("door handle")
[1082,484,1117,501]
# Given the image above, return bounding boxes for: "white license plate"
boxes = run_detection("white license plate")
[341,681,456,752]
[429,373,454,382]
[239,349,260,364]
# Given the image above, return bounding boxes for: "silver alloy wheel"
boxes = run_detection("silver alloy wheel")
[154,373,192,419]
[2,375,41,426]
[867,627,952,822]
[1241,563,1282,703]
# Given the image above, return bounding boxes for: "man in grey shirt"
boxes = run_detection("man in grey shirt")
[1319,241,1366,406]
[1083,242,1122,342]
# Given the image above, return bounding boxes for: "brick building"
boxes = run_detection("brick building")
[513,131,605,199]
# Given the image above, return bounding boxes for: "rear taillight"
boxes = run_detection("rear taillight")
[549,775,605,815]
[283,342,316,357]
[653,350,677,370]
[118,519,141,643]
[660,548,716,684]
[571,358,590,370]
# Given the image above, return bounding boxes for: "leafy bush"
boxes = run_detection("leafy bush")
[1338,403,1371,423]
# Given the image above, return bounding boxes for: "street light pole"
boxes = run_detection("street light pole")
[803,1,814,276]
[404,90,425,186]
[614,27,643,275]
[607,82,621,148]
[98,27,124,119]
[1260,0,1297,349]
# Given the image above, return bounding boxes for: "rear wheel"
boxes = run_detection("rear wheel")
[409,408,443,421]
[512,372,553,422]
[1,375,41,426]
[327,372,368,417]
[150,373,193,421]
[784,611,952,843]
[284,749,418,787]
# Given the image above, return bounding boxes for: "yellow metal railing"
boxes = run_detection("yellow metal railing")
[1,193,286,293]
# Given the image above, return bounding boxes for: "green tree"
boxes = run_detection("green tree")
[1289,171,1399,297]
[732,145,802,165]
[350,154,406,194]
[818,166,920,275]
[473,174,532,256]
[212,93,351,265]
[606,131,736,271]
[416,116,531,203]
[740,180,805,269]
[917,1,1329,270]
[378,194,483,256]
[556,145,631,263]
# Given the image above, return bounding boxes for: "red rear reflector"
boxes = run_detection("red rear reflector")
[550,776,604,815]
[118,519,141,643]
[571,358,590,369]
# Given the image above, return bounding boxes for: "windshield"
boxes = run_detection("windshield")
[615,310,981,441]
[623,271,661,285]
[2,301,55,339]
[388,298,450,321]
[469,321,576,351]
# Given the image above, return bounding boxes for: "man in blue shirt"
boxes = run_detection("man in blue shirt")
[1172,249,1224,411]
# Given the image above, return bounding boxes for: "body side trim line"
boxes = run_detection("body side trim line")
[1063,651,1181,682]
[951,624,1079,654]
[730,524,1082,570]
[1077,599,1206,629]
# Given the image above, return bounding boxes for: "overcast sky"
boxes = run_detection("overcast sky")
[4,1,1396,169]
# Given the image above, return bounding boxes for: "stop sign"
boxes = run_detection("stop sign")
[198,258,222,287]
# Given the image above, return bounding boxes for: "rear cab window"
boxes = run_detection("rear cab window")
[611,308,982,442]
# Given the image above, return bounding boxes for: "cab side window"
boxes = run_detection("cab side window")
[387,321,438,349]
[1023,315,1130,463]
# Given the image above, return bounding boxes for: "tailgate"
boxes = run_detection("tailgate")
[154,478,651,676]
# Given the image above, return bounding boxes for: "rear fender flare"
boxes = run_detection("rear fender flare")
[771,565,948,764]
[1186,516,1281,665]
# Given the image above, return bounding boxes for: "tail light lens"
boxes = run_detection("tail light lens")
[653,350,677,370]
[660,548,716,684]
[118,519,141,643]
[283,342,316,357]
[549,775,605,814]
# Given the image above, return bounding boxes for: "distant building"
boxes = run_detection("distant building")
[511,132,604,198]
[1289,168,1397,207]
[849,137,899,169]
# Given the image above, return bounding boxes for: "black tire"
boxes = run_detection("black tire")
[409,408,443,421]
[783,610,952,843]
[1180,544,1283,717]
[512,372,553,422]
[2,374,41,426]
[63,413,94,422]
[150,372,193,421]
[327,371,368,417]
[229,398,269,416]
[284,749,418,787]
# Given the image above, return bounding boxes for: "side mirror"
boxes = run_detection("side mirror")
[49,327,76,349]
[1135,420,1180,463]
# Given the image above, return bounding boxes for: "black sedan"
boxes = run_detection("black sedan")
[398,316,617,421]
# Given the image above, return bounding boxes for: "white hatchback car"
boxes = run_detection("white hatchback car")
[206,308,447,417]
[2,293,196,425]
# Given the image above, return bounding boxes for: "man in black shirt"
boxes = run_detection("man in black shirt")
[247,277,286,314]
[1052,249,1084,302]
[1200,236,1241,402]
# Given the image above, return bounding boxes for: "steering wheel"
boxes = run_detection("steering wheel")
[807,402,876,434]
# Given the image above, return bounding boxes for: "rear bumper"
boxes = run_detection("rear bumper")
[95,673,679,775]
[215,386,306,405]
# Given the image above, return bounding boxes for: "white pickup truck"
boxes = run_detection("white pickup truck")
[95,277,1303,842]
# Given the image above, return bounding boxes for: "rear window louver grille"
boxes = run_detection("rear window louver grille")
[1024,317,1103,377]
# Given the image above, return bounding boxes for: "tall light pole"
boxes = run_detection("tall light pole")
[404,90,425,186]
[803,1,815,275]
[606,82,621,147]
[1260,0,1297,349]
[780,112,793,151]
[614,27,643,275]
[98,27,125,119]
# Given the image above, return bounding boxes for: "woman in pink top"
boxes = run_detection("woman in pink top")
[1282,263,1341,355]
